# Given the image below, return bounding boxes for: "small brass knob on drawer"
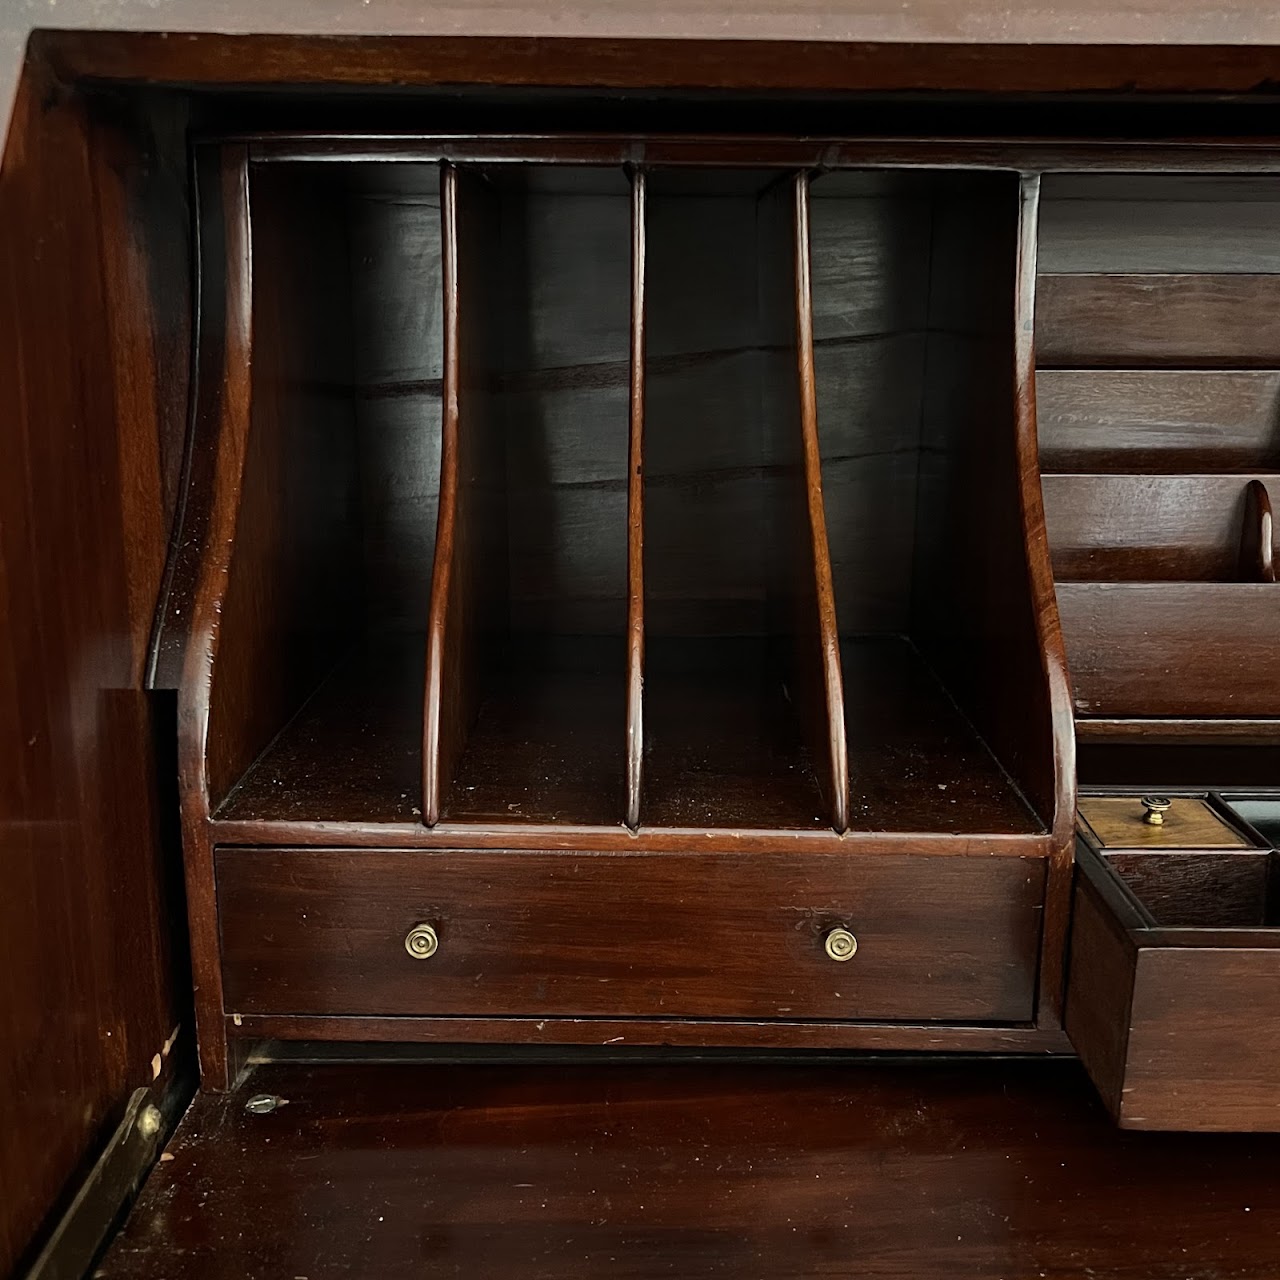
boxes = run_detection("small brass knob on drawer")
[1142,796,1173,827]
[824,927,858,962]
[404,923,438,960]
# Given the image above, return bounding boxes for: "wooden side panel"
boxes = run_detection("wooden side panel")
[762,173,848,833]
[1038,273,1280,367]
[0,69,190,1272]
[422,165,508,824]
[1056,581,1280,717]
[1043,473,1280,582]
[217,847,1045,1023]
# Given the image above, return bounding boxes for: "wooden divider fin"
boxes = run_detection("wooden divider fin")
[625,169,647,830]
[783,172,850,833]
[1241,479,1276,583]
[422,163,507,826]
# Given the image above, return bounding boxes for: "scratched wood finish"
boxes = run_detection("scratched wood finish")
[216,847,1045,1023]
[97,1059,1280,1280]
[1066,844,1280,1130]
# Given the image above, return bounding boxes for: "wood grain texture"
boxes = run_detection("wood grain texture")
[1037,273,1280,368]
[0,68,190,1272]
[96,1058,1280,1280]
[216,846,1045,1023]
[1056,582,1280,717]
[1037,369,1280,473]
[1104,850,1273,927]
[1043,473,1280,582]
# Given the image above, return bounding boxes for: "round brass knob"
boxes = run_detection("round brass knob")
[824,927,858,962]
[1141,796,1173,827]
[404,923,438,960]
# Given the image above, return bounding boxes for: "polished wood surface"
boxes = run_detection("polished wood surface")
[216,847,1044,1023]
[0,65,191,1273]
[97,1059,1280,1279]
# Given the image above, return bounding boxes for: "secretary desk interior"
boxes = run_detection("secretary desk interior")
[137,126,1276,1132]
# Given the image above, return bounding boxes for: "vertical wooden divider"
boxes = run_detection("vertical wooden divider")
[625,168,647,830]
[764,172,850,833]
[422,163,508,826]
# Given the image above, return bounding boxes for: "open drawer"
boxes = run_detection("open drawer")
[1065,793,1280,1130]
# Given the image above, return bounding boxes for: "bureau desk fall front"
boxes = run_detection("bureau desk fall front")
[7,25,1280,1279]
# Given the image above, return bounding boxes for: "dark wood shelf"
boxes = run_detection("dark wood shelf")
[640,637,828,830]
[842,638,1042,835]
[441,639,627,827]
[217,634,425,824]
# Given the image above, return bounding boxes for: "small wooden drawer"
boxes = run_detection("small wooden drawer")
[217,848,1045,1024]
[1065,841,1280,1131]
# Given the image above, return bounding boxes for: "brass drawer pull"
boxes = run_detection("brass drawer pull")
[404,923,439,960]
[824,927,858,962]
[1142,796,1172,826]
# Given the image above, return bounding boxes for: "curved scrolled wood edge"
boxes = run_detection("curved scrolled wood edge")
[1241,477,1276,583]
[175,144,254,1090]
[1015,173,1079,1026]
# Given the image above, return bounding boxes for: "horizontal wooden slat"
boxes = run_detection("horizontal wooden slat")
[1043,473,1280,581]
[1039,177,1280,275]
[1037,274,1280,367]
[1056,581,1280,717]
[1037,369,1280,472]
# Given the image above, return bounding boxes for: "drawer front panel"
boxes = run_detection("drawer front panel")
[218,848,1044,1023]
